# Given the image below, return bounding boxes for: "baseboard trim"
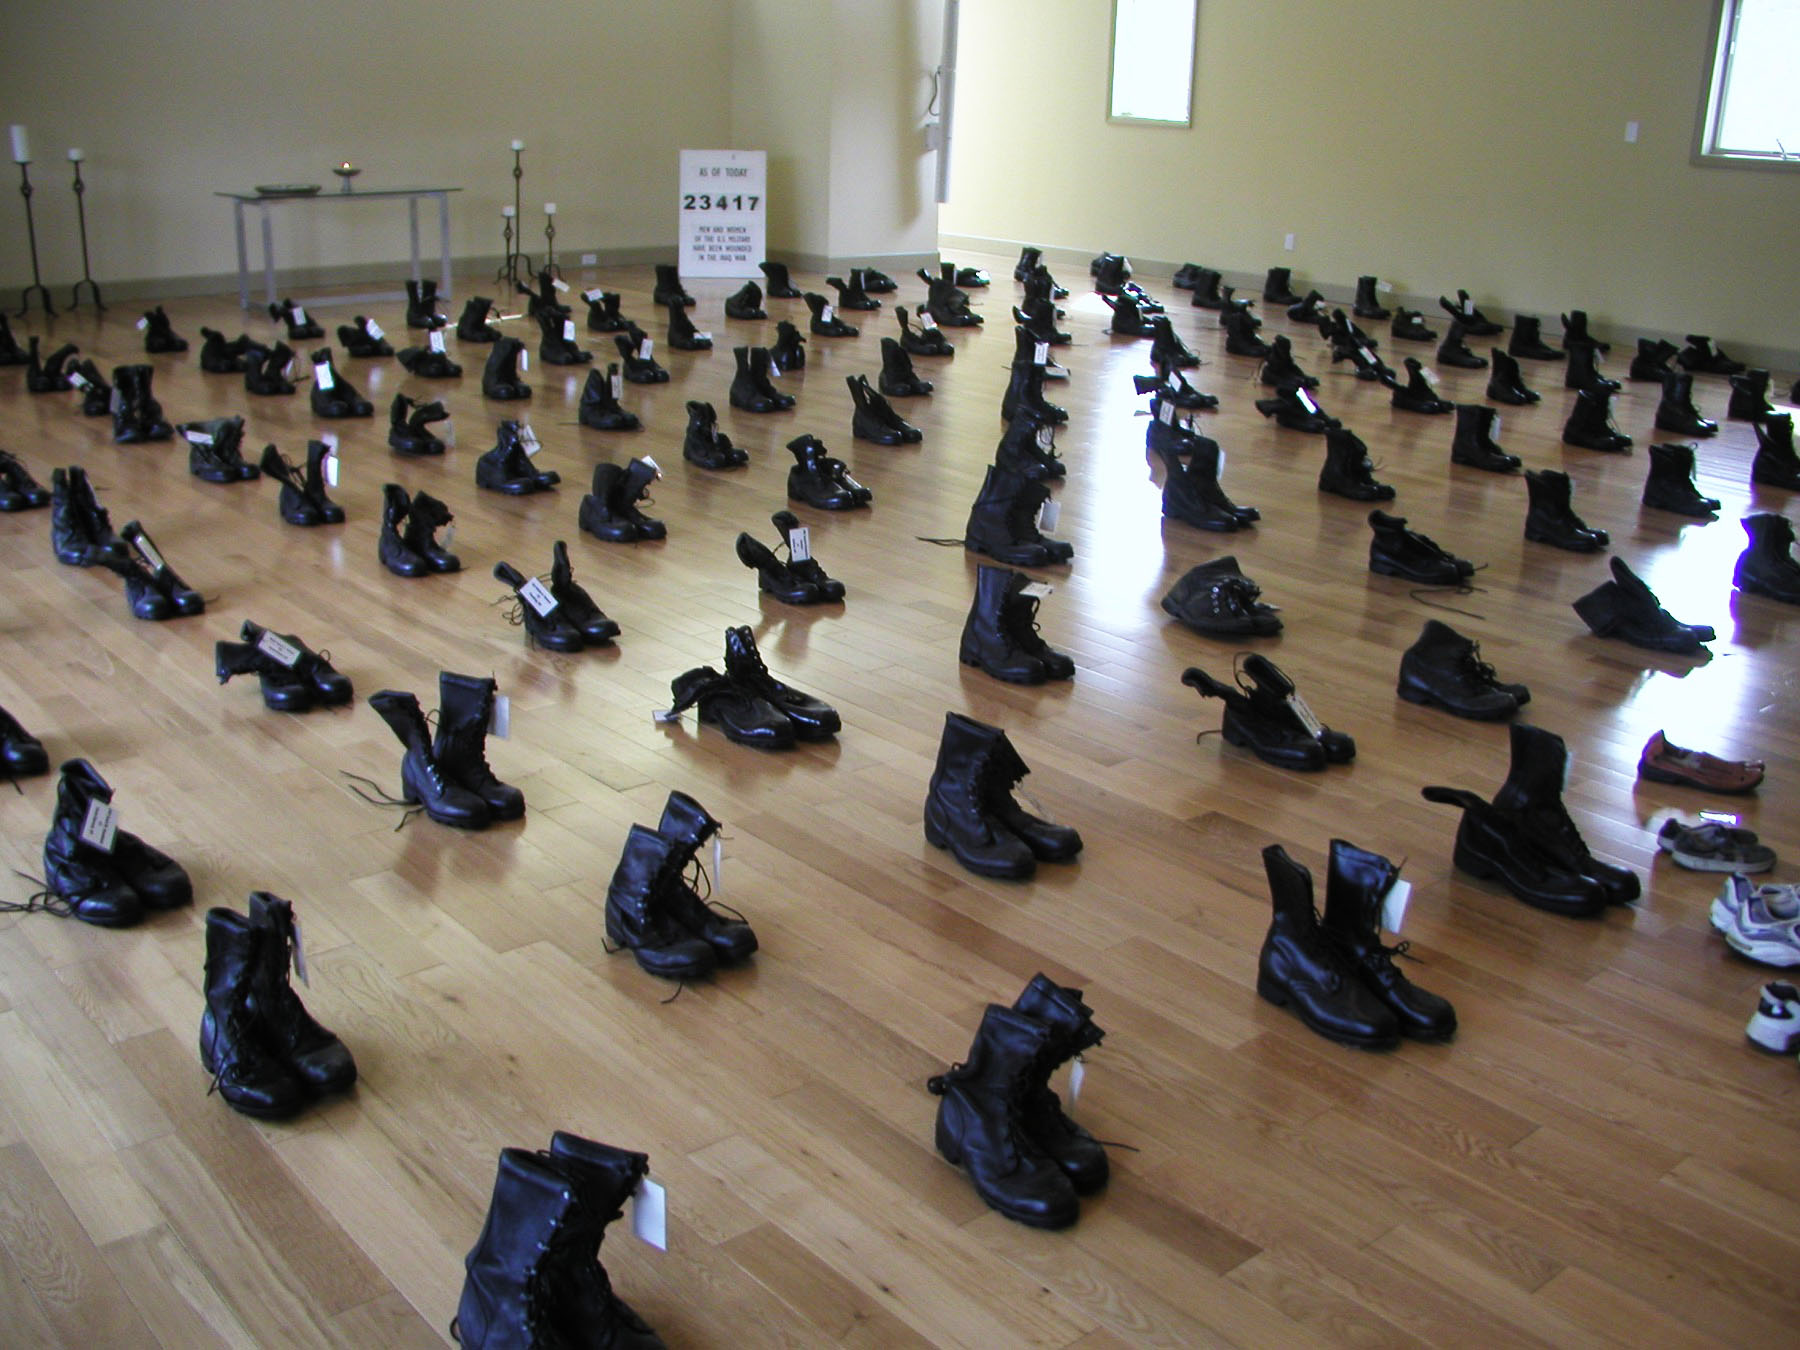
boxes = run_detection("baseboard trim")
[938,232,1800,377]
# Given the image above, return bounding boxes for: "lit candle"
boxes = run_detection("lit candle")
[9,125,29,164]
[66,147,84,163]
[544,202,557,215]
[510,139,525,152]
[502,205,515,218]
[338,160,353,172]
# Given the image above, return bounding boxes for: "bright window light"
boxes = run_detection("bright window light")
[1702,0,1800,161]
[1109,0,1197,126]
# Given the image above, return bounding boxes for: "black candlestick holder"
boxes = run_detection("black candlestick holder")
[69,159,103,311]
[14,162,55,318]
[543,213,561,280]
[492,146,534,287]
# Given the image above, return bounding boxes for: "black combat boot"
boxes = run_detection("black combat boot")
[1255,382,1335,433]
[1507,314,1562,360]
[402,490,462,571]
[1524,469,1608,551]
[652,263,693,307]
[476,421,559,495]
[243,341,296,396]
[198,327,252,374]
[724,279,766,320]
[722,626,840,740]
[963,464,1072,566]
[0,448,49,511]
[1354,275,1390,320]
[771,320,808,370]
[493,561,585,652]
[456,296,503,343]
[1727,368,1775,422]
[681,399,746,468]
[25,339,75,393]
[1420,785,1606,917]
[1182,657,1353,772]
[1160,556,1282,637]
[1287,290,1329,326]
[1390,307,1436,341]
[1654,371,1718,436]
[308,349,372,418]
[199,908,310,1118]
[0,313,25,365]
[482,336,532,400]
[1319,426,1394,500]
[1257,846,1400,1049]
[614,327,669,383]
[664,298,712,353]
[1391,358,1453,414]
[584,288,629,333]
[1565,339,1619,391]
[1146,314,1198,370]
[1751,414,1800,490]
[825,271,879,312]
[1101,291,1156,337]
[1009,976,1108,1193]
[804,291,859,337]
[728,345,790,412]
[1677,333,1744,376]
[178,415,257,484]
[579,365,641,431]
[1438,290,1502,336]
[264,297,319,340]
[50,466,124,566]
[1321,841,1457,1041]
[380,483,428,573]
[367,689,490,828]
[1493,723,1640,903]
[543,540,619,644]
[111,363,174,442]
[1572,556,1713,653]
[759,259,802,298]
[604,824,718,979]
[878,336,933,396]
[923,713,1079,878]
[238,892,357,1094]
[397,330,462,378]
[785,435,868,511]
[1258,334,1318,389]
[388,394,449,456]
[118,520,202,615]
[433,672,524,819]
[404,278,444,329]
[666,666,794,749]
[1734,512,1800,606]
[1368,510,1474,584]
[959,565,1074,685]
[239,621,352,706]
[848,373,921,444]
[215,638,315,711]
[259,442,331,526]
[1629,337,1679,382]
[1160,432,1257,532]
[336,314,393,358]
[43,758,192,925]
[927,1004,1081,1227]
[655,792,758,964]
[141,304,188,353]
[1642,442,1720,516]
[1562,386,1632,452]
[1560,309,1607,352]
[1398,619,1525,720]
[1436,321,1487,369]
[1187,267,1224,309]
[65,359,109,416]
[1485,348,1541,405]
[1221,307,1269,357]
[579,459,666,541]
[1000,345,1067,425]
[1262,266,1301,305]
[1449,403,1520,472]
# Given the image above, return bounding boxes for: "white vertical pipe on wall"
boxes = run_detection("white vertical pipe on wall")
[935,0,959,202]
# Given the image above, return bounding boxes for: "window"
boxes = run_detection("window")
[1697,0,1800,165]
[1108,0,1198,127]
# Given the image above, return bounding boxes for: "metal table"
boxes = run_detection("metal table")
[217,186,461,309]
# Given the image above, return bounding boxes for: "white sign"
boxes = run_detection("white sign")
[678,149,766,279]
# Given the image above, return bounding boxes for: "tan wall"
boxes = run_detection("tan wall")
[938,0,1800,360]
[0,0,734,290]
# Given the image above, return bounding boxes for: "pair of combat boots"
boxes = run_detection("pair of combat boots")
[603,790,758,981]
[367,674,521,829]
[380,484,461,576]
[923,713,1081,880]
[666,628,840,751]
[492,542,621,652]
[27,759,193,927]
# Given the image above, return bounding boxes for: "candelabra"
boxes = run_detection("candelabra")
[543,202,561,280]
[493,140,534,286]
[68,150,103,311]
[14,160,54,318]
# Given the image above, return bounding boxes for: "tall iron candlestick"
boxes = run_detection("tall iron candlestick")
[493,141,534,287]
[14,160,55,318]
[542,203,560,280]
[68,152,103,311]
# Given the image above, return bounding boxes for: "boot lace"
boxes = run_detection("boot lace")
[1001,592,1055,659]
[1,871,73,918]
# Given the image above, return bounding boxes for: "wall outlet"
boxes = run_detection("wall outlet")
[1624,121,1640,144]
[1283,232,1296,252]
[581,252,598,266]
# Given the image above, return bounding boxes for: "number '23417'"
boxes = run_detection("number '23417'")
[683,194,760,211]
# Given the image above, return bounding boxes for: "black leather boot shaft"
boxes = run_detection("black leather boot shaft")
[368,689,490,828]
[604,823,717,979]
[1257,846,1400,1048]
[1321,840,1456,1040]
[433,672,525,820]
[200,907,309,1118]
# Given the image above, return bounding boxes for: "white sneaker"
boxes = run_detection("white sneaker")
[1746,981,1800,1053]
[1712,873,1800,966]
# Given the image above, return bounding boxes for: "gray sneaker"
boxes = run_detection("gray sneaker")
[1658,816,1776,872]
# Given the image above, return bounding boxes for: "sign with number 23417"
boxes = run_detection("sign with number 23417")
[678,150,766,279]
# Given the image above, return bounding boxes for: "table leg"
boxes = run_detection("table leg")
[436,192,452,302]
[259,207,276,308]
[233,201,249,309]
[408,197,422,291]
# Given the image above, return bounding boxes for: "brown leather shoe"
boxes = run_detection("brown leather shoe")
[1638,731,1764,794]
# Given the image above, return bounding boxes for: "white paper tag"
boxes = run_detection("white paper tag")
[1462,296,1475,316]
[637,338,654,360]
[652,709,681,724]
[787,525,811,562]
[489,693,510,739]
[1288,693,1326,739]
[1699,809,1740,826]
[1036,426,1054,451]
[641,456,661,477]
[1068,1058,1085,1104]
[324,450,339,486]
[519,575,557,615]
[184,428,214,445]
[366,319,384,340]
[821,304,835,323]
[1358,347,1376,367]
[1037,498,1061,531]
[919,311,938,330]
[1380,879,1412,934]
[291,306,307,325]
[1420,366,1440,388]
[314,362,335,390]
[1217,450,1227,474]
[441,525,456,550]
[1020,581,1054,599]
[68,371,91,390]
[562,319,576,342]
[1034,341,1049,365]
[79,798,118,852]
[110,386,123,413]
[631,1177,667,1251]
[135,317,149,331]
[257,630,302,667]
[428,330,446,354]
[551,278,570,293]
[583,287,603,302]
[520,424,541,456]
[132,534,165,572]
[712,834,724,894]
[519,349,529,371]
[1492,414,1503,438]
[1379,280,1394,293]
[695,331,712,343]
[839,472,864,492]
[1295,389,1319,414]
[610,371,622,399]
[289,914,309,986]
[1158,401,1175,425]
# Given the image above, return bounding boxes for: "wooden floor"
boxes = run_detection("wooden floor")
[1,250,1797,1349]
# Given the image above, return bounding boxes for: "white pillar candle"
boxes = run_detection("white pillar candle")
[544,202,556,215]
[67,147,84,163]
[510,139,525,152]
[9,125,30,164]
[502,205,515,218]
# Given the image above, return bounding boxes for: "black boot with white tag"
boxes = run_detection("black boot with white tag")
[397,324,463,377]
[1391,358,1453,415]
[405,278,444,329]
[388,394,449,457]
[336,315,393,358]
[481,336,532,400]
[40,758,191,925]
[724,280,766,320]
[476,421,558,495]
[244,341,296,396]
[1182,655,1353,772]
[681,400,746,468]
[456,296,503,343]
[547,540,620,644]
[260,443,326,526]
[111,363,173,442]
[538,308,593,365]
[580,366,641,431]
[68,359,112,416]
[805,292,858,337]
[366,690,490,829]
[182,415,260,483]
[269,297,323,341]
[308,349,372,418]
[141,304,188,353]
[120,520,203,615]
[615,327,669,384]
[240,621,351,705]
[584,288,629,333]
[494,560,585,652]
[665,298,712,352]
[1485,349,1541,405]
[215,638,316,711]
[398,490,461,572]
[771,320,807,371]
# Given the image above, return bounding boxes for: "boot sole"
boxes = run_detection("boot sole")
[1256,974,1400,1050]
[923,814,1035,880]
[1397,681,1517,722]
[1452,841,1606,917]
